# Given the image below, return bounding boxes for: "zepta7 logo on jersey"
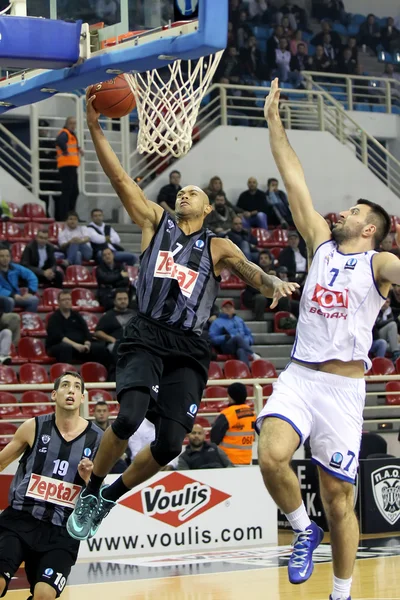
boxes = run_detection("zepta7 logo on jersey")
[154,251,199,298]
[26,474,81,509]
[310,283,349,319]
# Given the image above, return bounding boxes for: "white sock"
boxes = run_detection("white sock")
[331,575,352,600]
[285,503,312,532]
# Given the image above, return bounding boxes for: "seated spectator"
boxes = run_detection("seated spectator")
[87,208,137,265]
[273,37,302,88]
[278,1,308,31]
[21,229,64,288]
[380,234,399,256]
[236,9,253,48]
[58,211,93,266]
[226,216,259,263]
[177,424,233,470]
[0,312,20,348]
[237,177,268,229]
[96,248,131,310]
[290,42,310,73]
[311,20,342,50]
[241,36,266,80]
[0,320,12,364]
[0,245,39,312]
[95,289,136,356]
[210,382,256,465]
[217,46,243,81]
[370,335,387,358]
[93,400,110,431]
[208,299,260,366]
[322,33,338,65]
[290,30,308,55]
[381,17,400,54]
[308,45,332,76]
[358,14,381,54]
[204,193,236,235]
[337,47,357,75]
[347,36,358,62]
[156,170,182,216]
[267,25,284,67]
[373,297,400,360]
[279,231,307,282]
[265,178,293,228]
[46,290,110,366]
[204,176,238,213]
[280,15,295,37]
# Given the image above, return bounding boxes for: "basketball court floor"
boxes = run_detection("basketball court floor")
[7,532,400,599]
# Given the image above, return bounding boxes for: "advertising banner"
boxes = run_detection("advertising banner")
[359,459,400,534]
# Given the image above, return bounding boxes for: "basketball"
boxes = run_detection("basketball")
[175,0,199,17]
[88,74,136,118]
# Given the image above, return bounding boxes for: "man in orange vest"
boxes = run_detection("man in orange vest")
[55,116,83,221]
[210,383,256,466]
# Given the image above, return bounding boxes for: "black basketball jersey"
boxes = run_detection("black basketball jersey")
[9,414,103,527]
[137,212,220,334]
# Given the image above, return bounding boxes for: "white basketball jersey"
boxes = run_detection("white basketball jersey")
[291,240,386,370]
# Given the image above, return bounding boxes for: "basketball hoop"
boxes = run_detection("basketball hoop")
[124,50,224,158]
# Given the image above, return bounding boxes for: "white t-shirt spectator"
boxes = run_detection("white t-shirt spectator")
[58,225,91,248]
[87,222,122,251]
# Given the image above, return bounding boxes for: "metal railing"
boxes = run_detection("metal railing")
[0,122,34,194]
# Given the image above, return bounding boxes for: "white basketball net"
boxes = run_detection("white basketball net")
[124,50,224,158]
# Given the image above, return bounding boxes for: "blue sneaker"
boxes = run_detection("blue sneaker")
[67,491,98,541]
[288,521,324,584]
[89,485,116,538]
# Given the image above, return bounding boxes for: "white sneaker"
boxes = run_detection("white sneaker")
[252,353,261,360]
[0,355,11,365]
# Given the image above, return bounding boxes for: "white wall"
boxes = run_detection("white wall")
[0,165,42,207]
[346,112,399,141]
[344,0,398,18]
[143,126,400,216]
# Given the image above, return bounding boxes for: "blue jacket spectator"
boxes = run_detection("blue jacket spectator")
[208,299,259,366]
[0,246,39,313]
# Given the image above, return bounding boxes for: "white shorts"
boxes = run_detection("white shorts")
[256,362,365,484]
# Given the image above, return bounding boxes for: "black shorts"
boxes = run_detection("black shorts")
[0,507,79,598]
[116,313,211,431]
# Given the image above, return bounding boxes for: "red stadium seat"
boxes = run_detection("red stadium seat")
[370,357,395,376]
[81,312,99,333]
[194,416,210,428]
[21,203,54,223]
[0,392,21,419]
[208,361,224,380]
[395,357,400,374]
[64,266,96,288]
[385,381,400,405]
[21,391,53,417]
[38,287,60,312]
[199,400,228,413]
[10,344,24,365]
[50,363,77,380]
[7,202,29,223]
[0,422,17,449]
[71,288,103,312]
[21,222,44,242]
[204,386,228,399]
[224,359,251,379]
[267,229,288,248]
[5,222,25,243]
[220,269,246,290]
[10,242,26,263]
[21,312,46,337]
[81,362,107,383]
[88,389,115,415]
[252,228,271,248]
[48,221,64,244]
[0,365,18,384]
[269,247,281,261]
[274,311,296,335]
[251,359,278,379]
[126,266,139,286]
[324,212,339,225]
[262,384,273,398]
[19,363,49,384]
[18,338,55,364]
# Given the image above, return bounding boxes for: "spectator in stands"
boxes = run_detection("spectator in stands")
[322,33,338,65]
[380,17,400,54]
[226,216,259,263]
[279,231,307,282]
[311,20,342,50]
[370,334,387,358]
[290,31,308,55]
[55,116,82,221]
[210,382,256,465]
[347,36,358,62]
[273,37,302,88]
[58,211,93,266]
[379,234,399,256]
[87,208,136,265]
[46,290,110,366]
[177,424,234,470]
[0,319,12,364]
[358,14,381,54]
[237,177,268,229]
[96,248,130,310]
[204,193,236,235]
[308,44,332,77]
[265,177,293,228]
[0,246,39,312]
[373,297,400,361]
[290,42,310,73]
[156,170,182,216]
[0,312,20,348]
[95,289,135,357]
[204,176,225,204]
[248,0,269,23]
[236,9,253,48]
[267,25,284,67]
[242,250,290,319]
[209,299,259,366]
[21,229,64,288]
[337,47,357,75]
[93,400,110,431]
[241,36,266,80]
[218,46,243,81]
[278,1,308,32]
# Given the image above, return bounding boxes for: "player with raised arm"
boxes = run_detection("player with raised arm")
[257,78,400,600]
[66,93,299,542]
[0,371,103,600]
